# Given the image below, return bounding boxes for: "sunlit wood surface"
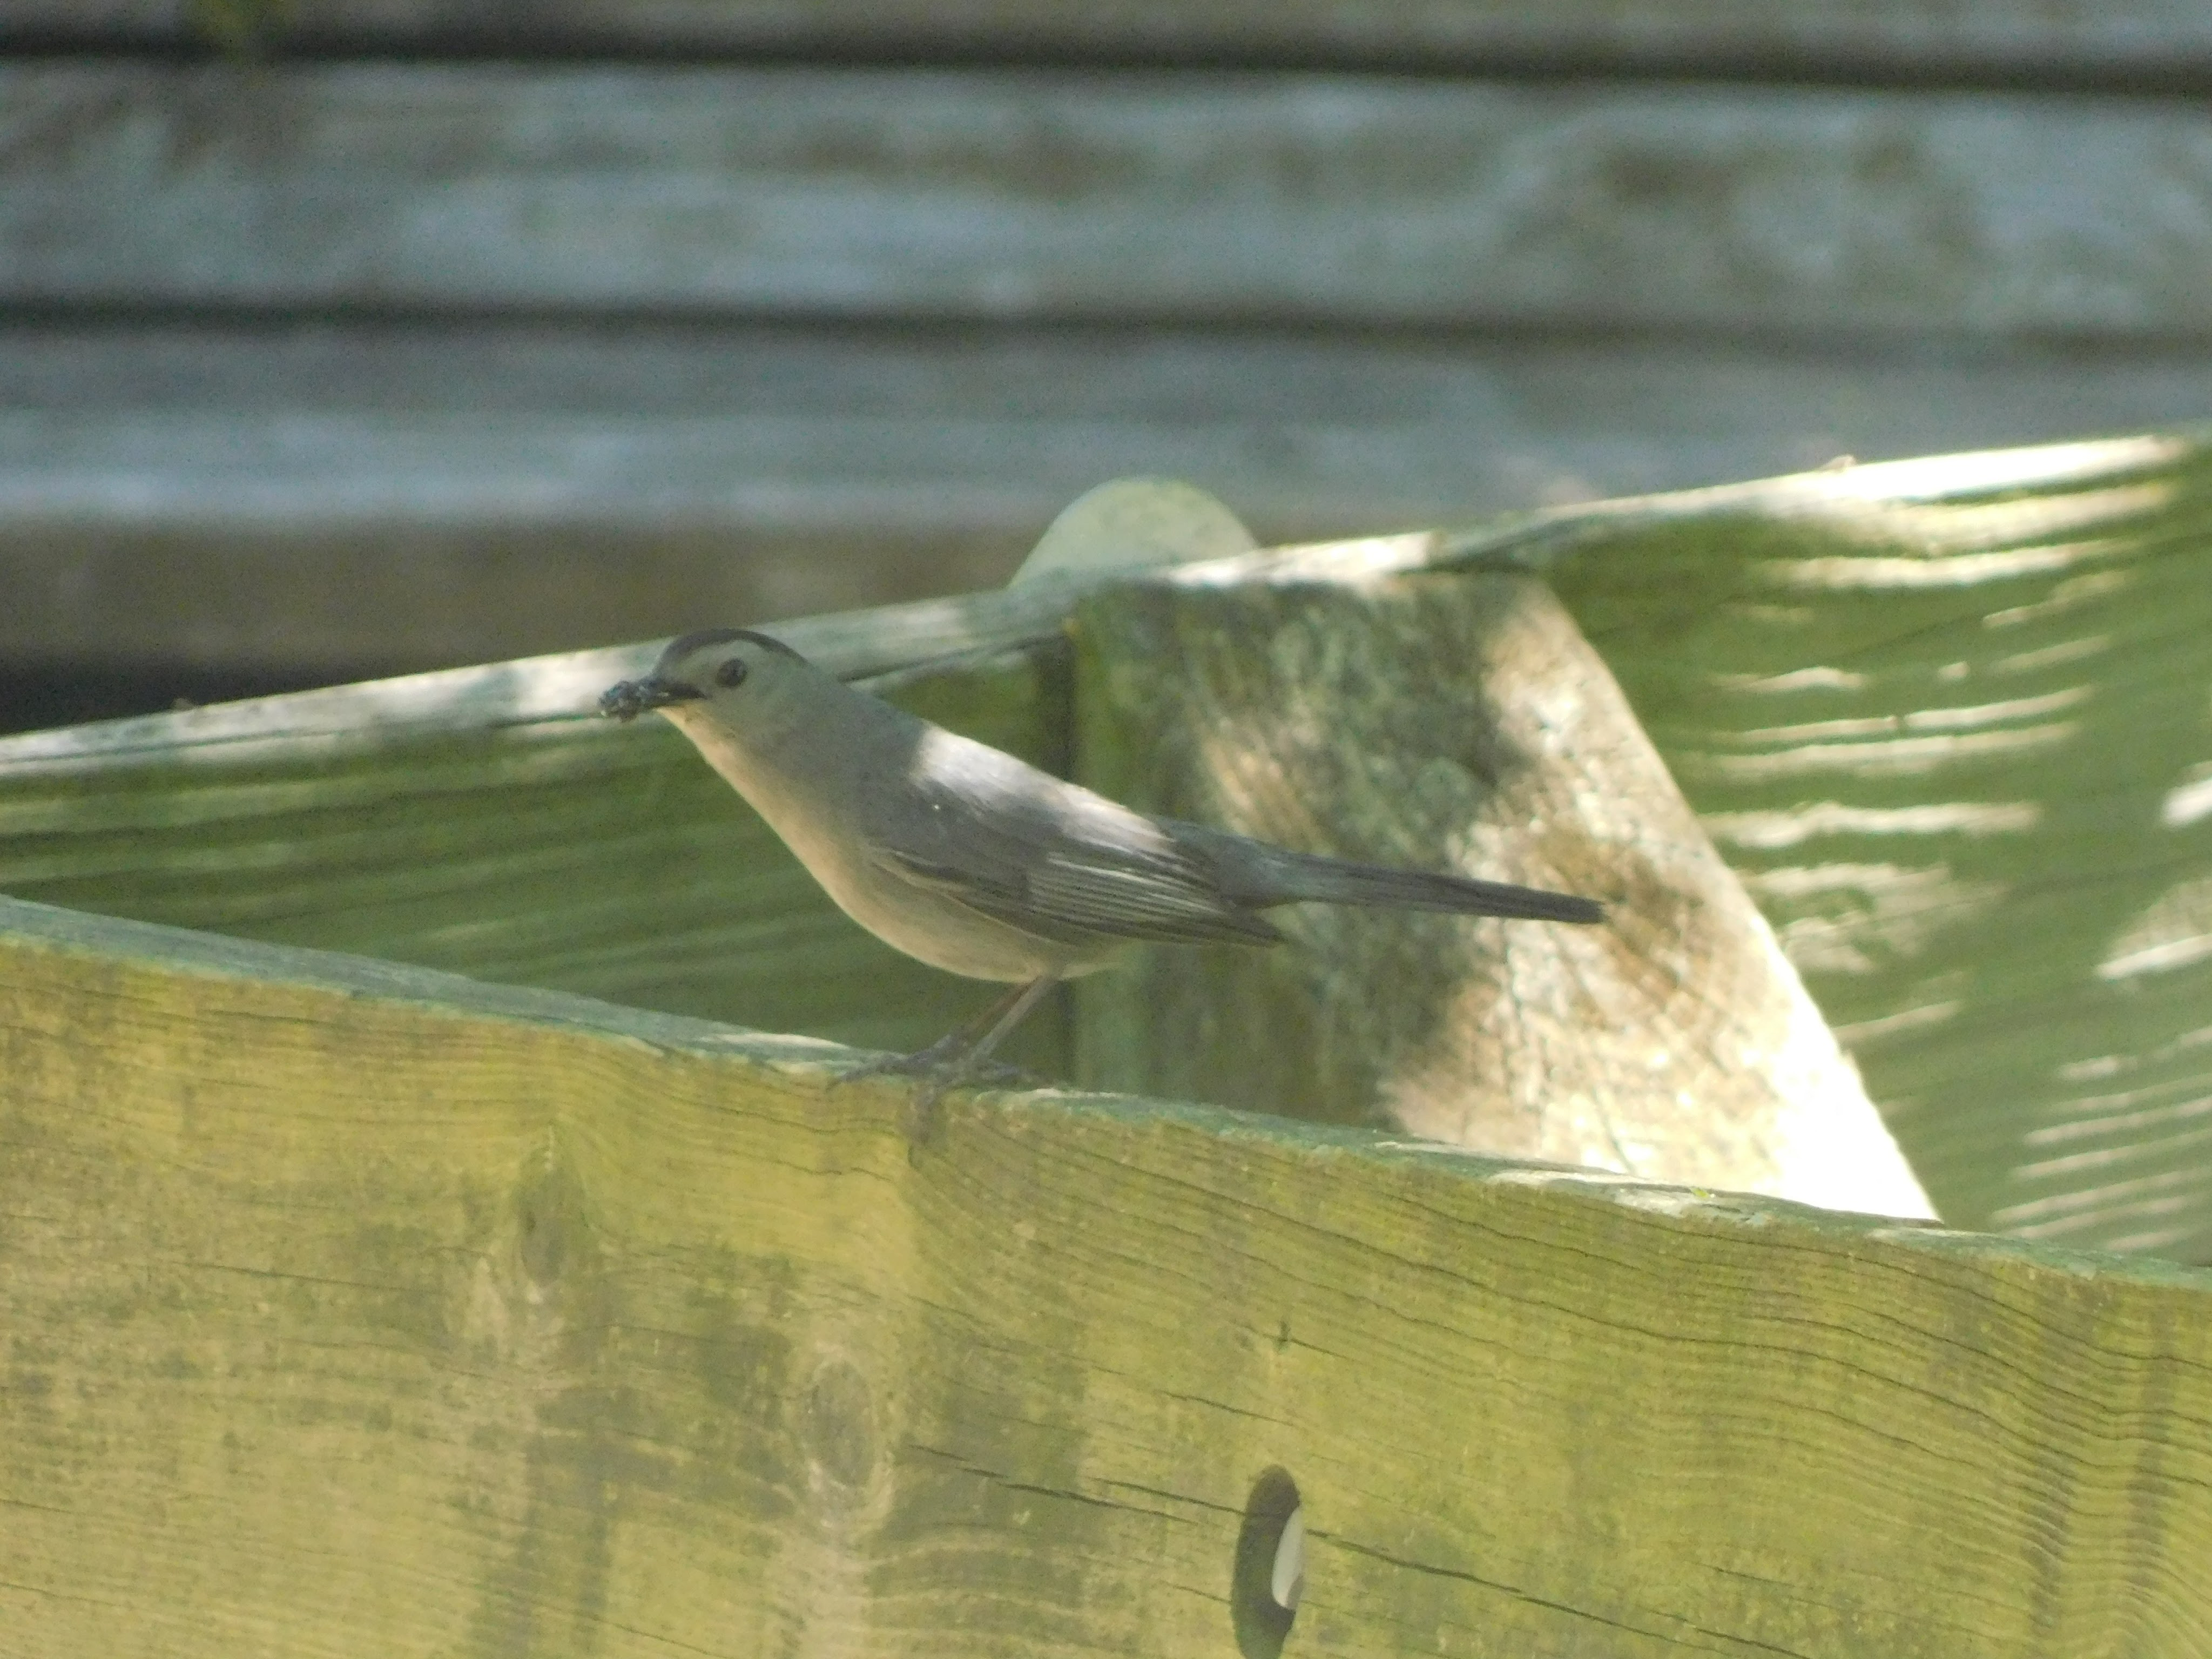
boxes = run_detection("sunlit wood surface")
[5,893,2209,1656]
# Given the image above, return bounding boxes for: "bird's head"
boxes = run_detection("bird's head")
[598,628,812,729]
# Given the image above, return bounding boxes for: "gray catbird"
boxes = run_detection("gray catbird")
[602,628,1603,1090]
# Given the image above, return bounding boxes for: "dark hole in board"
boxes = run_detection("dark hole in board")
[1231,1466,1302,1658]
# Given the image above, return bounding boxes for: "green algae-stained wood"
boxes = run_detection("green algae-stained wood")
[1065,567,1935,1222]
[1526,437,2212,1258]
[5,434,2212,1253]
[0,624,1076,1069]
[4,893,2211,1658]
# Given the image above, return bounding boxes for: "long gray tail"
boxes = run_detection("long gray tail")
[1266,852,1607,922]
[1172,822,1606,924]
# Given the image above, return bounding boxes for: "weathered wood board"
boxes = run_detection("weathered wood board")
[10,64,2212,336]
[1537,439,2212,1257]
[18,0,2212,79]
[4,893,2211,1657]
[0,624,1076,1067]
[17,323,2212,677]
[1071,567,1932,1219]
[11,46,2211,696]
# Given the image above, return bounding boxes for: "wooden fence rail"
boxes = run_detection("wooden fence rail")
[4,894,2209,1656]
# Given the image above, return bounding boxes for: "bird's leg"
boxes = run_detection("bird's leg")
[834,975,1061,1147]
[957,973,1061,1073]
[837,978,1039,1082]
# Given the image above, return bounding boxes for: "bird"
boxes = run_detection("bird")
[602,627,1604,1111]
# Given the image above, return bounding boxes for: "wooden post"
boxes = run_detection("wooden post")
[1072,568,1932,1217]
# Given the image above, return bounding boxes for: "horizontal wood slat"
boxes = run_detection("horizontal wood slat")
[9,323,2212,674]
[8,64,2212,336]
[14,0,2212,81]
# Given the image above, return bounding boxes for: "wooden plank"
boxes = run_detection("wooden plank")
[4,892,2211,1656]
[14,322,2212,675]
[10,64,2212,336]
[1532,440,2212,1260]
[16,0,2212,80]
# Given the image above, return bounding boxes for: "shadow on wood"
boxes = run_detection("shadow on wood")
[1071,565,1931,1218]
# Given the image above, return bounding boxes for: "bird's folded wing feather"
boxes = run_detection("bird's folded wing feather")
[866,838,1282,948]
[857,726,1282,948]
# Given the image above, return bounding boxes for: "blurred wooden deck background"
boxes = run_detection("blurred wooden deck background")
[4,0,2211,726]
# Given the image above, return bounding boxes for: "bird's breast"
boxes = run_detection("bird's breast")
[662,706,1097,983]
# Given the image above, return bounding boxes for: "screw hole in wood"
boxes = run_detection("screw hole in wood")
[1231,1466,1303,1657]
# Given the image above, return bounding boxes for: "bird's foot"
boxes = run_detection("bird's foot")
[833,1038,1047,1092]
[831,1036,971,1090]
[833,1042,1049,1154]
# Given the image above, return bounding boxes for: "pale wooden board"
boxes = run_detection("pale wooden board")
[4,891,2211,1657]
[10,322,2212,672]
[10,64,2212,336]
[16,0,2212,78]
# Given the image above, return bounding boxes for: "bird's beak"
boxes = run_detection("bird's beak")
[598,675,703,723]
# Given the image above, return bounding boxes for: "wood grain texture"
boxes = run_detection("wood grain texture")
[1069,569,1931,1218]
[1533,439,2212,1259]
[10,64,2212,336]
[15,323,2212,673]
[4,894,2211,1657]
[17,0,2212,78]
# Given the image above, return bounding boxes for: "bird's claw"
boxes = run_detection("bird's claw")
[831,1040,967,1090]
[833,1044,1049,1155]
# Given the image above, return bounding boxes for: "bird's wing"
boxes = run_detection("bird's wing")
[869,840,1283,948]
[859,741,1283,950]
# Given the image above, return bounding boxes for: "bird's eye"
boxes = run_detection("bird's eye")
[716,658,749,689]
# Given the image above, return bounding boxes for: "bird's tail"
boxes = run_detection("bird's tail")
[1174,821,1604,924]
[1269,852,1605,923]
